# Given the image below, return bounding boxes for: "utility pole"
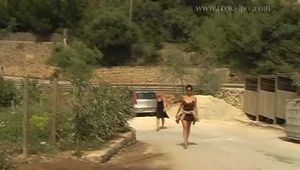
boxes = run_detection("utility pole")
[129,0,133,23]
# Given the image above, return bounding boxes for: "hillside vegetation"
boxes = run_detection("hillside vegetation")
[1,0,300,77]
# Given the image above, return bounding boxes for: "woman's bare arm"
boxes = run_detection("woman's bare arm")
[176,96,183,117]
[163,96,167,111]
[194,96,199,119]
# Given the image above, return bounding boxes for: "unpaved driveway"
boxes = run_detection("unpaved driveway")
[17,142,171,170]
[130,116,300,170]
[16,95,300,170]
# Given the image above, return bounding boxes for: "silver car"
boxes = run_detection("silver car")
[132,91,157,115]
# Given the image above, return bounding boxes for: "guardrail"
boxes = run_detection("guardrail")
[3,76,245,93]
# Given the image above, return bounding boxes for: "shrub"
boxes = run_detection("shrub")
[49,40,101,83]
[28,79,41,104]
[133,1,164,47]
[0,111,22,146]
[84,11,139,66]
[163,7,199,42]
[190,3,300,74]
[292,72,300,86]
[0,80,18,108]
[132,43,159,65]
[197,69,226,96]
[0,149,13,170]
[73,85,133,143]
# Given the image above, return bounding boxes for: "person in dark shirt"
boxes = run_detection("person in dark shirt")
[156,92,169,131]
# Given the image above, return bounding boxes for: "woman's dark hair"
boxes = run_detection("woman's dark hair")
[186,84,193,90]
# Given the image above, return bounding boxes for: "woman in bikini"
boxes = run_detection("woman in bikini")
[175,84,199,149]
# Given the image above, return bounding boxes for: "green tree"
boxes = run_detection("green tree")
[5,0,87,33]
[84,11,139,66]
[257,6,300,73]
[191,3,300,74]
[156,0,183,10]
[49,40,102,83]
[163,7,200,42]
[0,80,18,108]
[7,0,54,33]
[0,3,9,29]
[56,0,88,28]
[191,12,270,72]
[133,1,164,47]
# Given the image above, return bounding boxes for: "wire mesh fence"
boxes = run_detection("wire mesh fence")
[0,77,134,162]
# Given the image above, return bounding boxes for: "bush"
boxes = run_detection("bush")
[5,0,87,33]
[84,11,139,66]
[49,40,101,83]
[132,43,159,65]
[292,72,300,86]
[0,111,22,147]
[197,69,226,96]
[56,104,75,151]
[133,1,164,47]
[73,85,133,143]
[0,102,53,155]
[0,149,13,170]
[28,79,41,104]
[163,7,200,42]
[190,3,300,74]
[29,104,57,154]
[0,3,10,29]
[0,80,18,108]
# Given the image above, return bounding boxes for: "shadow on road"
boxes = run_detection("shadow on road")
[17,142,172,170]
[176,142,198,149]
[279,136,300,144]
[135,113,156,117]
[102,141,172,170]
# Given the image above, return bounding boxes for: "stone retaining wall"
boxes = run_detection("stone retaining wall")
[216,88,244,110]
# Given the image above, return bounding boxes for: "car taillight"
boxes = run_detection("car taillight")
[133,92,137,105]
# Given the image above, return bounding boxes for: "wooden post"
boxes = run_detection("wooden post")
[22,78,29,158]
[50,78,59,144]
[274,76,278,124]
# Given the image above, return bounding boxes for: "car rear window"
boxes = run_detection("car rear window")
[136,93,156,99]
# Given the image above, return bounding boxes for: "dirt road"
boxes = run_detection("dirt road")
[130,116,300,170]
[17,142,171,170]
[17,95,300,170]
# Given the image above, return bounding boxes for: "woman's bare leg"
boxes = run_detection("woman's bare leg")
[156,118,160,131]
[182,120,188,149]
[186,121,192,146]
[161,118,165,128]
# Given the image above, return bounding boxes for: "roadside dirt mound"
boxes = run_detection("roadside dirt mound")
[167,95,246,121]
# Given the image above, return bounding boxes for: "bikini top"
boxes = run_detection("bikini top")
[182,99,195,111]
